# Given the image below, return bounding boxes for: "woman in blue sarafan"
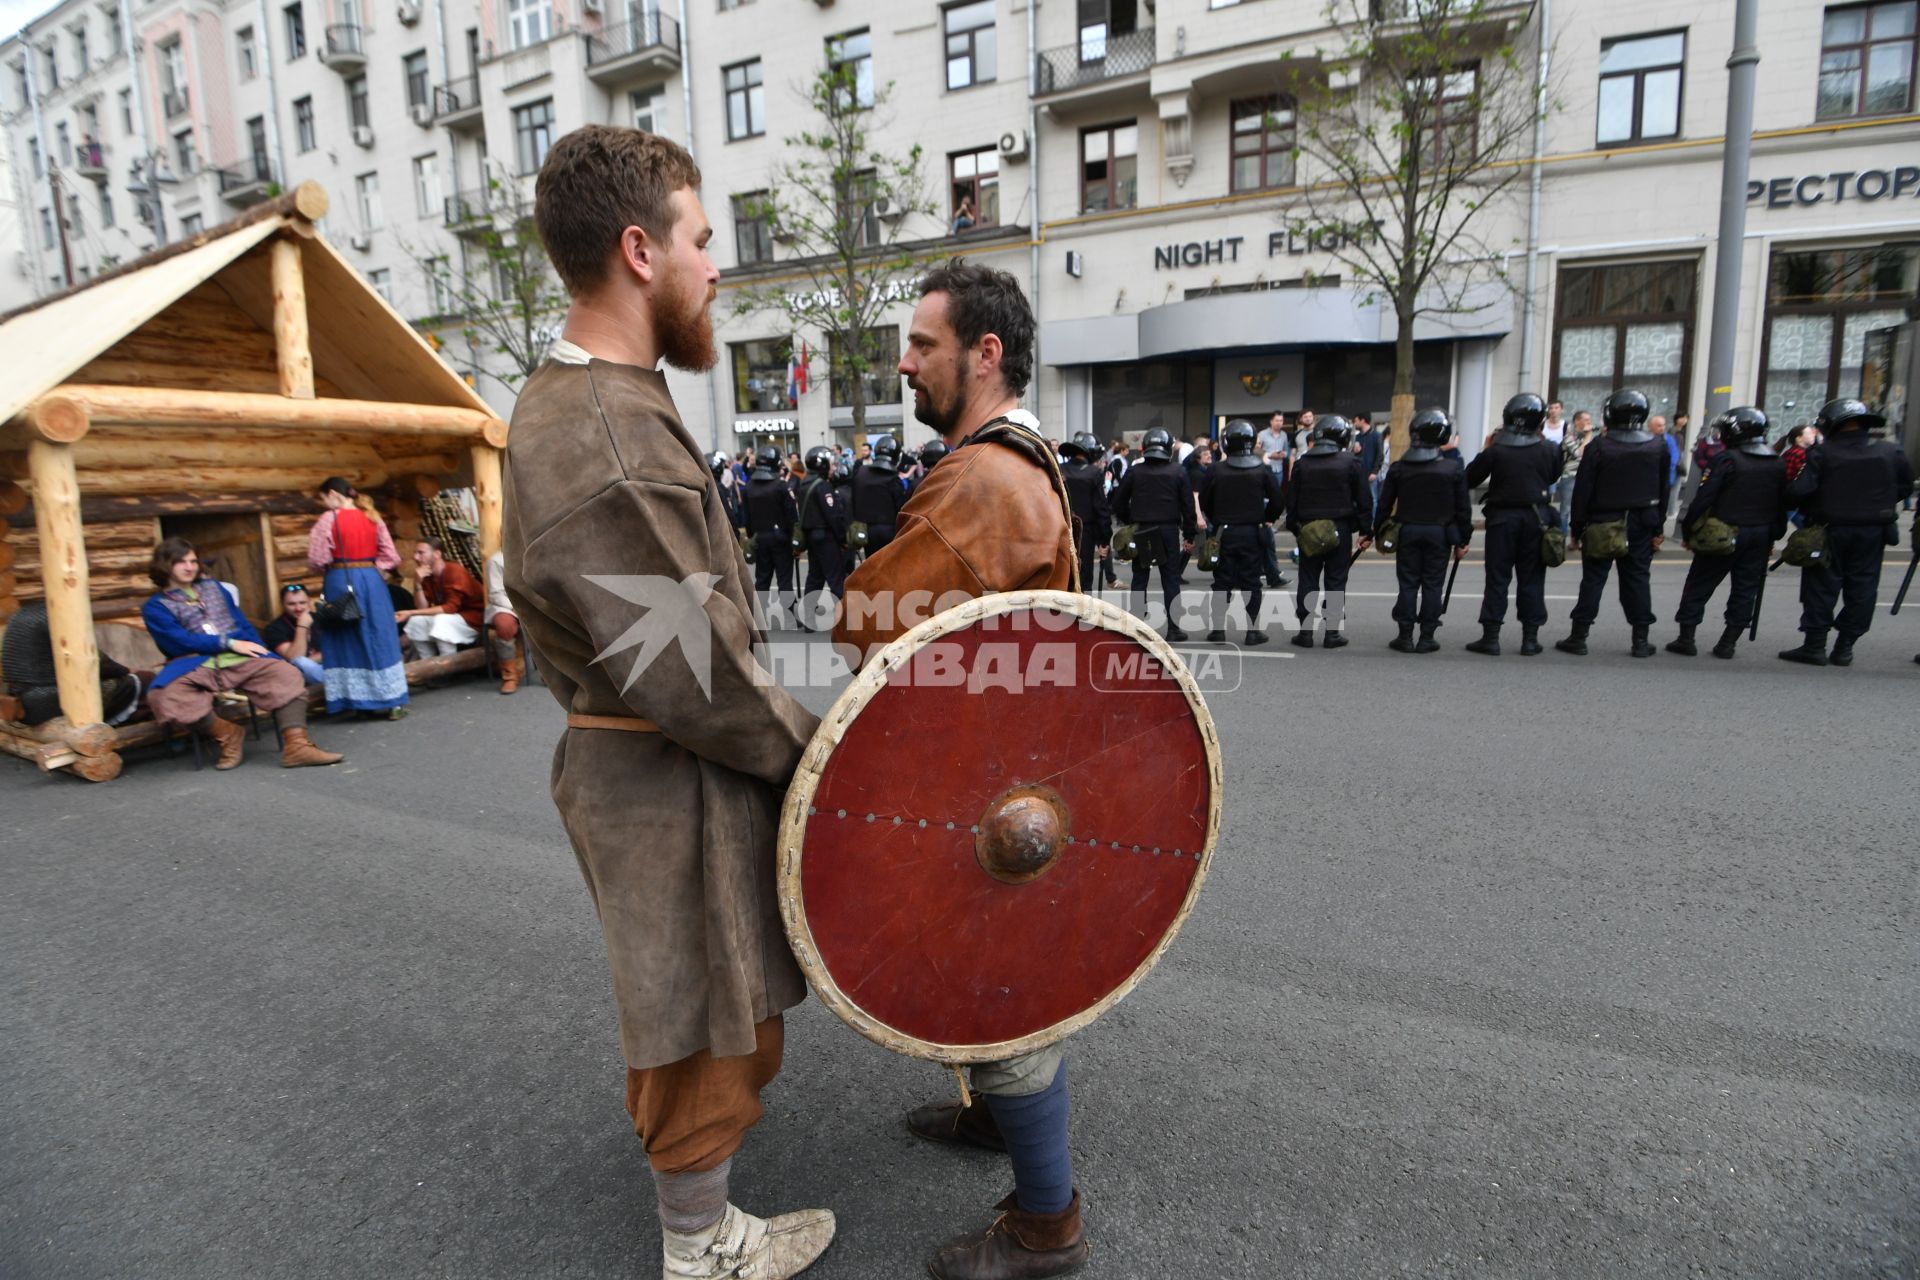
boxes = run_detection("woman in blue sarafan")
[306,475,411,718]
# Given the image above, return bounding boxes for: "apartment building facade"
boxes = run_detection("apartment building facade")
[5,0,1917,458]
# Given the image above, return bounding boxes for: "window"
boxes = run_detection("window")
[830,325,901,408]
[56,121,71,166]
[180,213,202,235]
[1412,65,1478,166]
[105,6,122,52]
[284,3,306,58]
[1079,0,1139,62]
[1080,121,1138,212]
[44,43,59,90]
[71,25,89,73]
[79,103,99,148]
[99,185,113,227]
[39,207,56,249]
[356,171,383,230]
[1551,259,1698,425]
[717,0,755,8]
[507,0,553,50]
[949,147,999,230]
[348,75,370,128]
[67,191,83,235]
[1230,96,1295,191]
[29,139,42,178]
[12,62,27,111]
[1759,245,1919,427]
[839,168,880,249]
[513,98,554,174]
[238,26,257,80]
[1818,2,1917,120]
[945,1,995,89]
[246,116,268,165]
[733,192,774,265]
[630,88,659,134]
[413,154,442,218]
[1597,31,1684,144]
[294,95,316,151]
[172,127,196,174]
[724,59,764,140]
[403,50,429,109]
[827,28,873,109]
[732,337,795,413]
[368,267,393,303]
[160,40,187,102]
[118,87,132,133]
[426,255,456,314]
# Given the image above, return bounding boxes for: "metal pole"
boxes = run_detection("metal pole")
[1703,0,1760,420]
[1515,0,1550,394]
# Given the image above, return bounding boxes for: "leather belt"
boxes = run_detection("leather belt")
[329,559,377,568]
[567,713,661,733]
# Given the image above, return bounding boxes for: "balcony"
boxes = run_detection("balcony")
[1034,27,1154,104]
[432,74,484,130]
[445,188,494,233]
[217,153,276,205]
[585,11,680,86]
[74,140,108,182]
[162,88,189,119]
[320,24,367,73]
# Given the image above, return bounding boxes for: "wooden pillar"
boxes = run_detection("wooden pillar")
[27,438,103,727]
[470,444,503,560]
[258,511,281,602]
[270,238,315,401]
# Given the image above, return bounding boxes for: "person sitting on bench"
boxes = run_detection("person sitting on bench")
[395,536,484,658]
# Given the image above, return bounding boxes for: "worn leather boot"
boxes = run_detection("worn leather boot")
[661,1202,835,1280]
[928,1190,1089,1280]
[1518,626,1543,656]
[1665,624,1697,656]
[1464,623,1501,656]
[1555,623,1589,656]
[499,657,523,694]
[1828,634,1856,667]
[1244,629,1269,646]
[1321,629,1348,649]
[1711,626,1741,659]
[280,727,343,768]
[1387,623,1416,653]
[1414,626,1440,654]
[1290,628,1315,648]
[1630,626,1655,658]
[906,1097,1006,1152]
[206,715,246,770]
[1778,632,1829,666]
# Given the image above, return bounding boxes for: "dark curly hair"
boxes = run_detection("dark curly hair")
[917,258,1035,397]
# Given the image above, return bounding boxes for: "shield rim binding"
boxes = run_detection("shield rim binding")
[776,588,1225,1064]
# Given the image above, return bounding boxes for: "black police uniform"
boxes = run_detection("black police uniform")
[1674,451,1787,632]
[1376,455,1471,633]
[1285,448,1370,633]
[1465,434,1562,629]
[798,472,848,603]
[1200,463,1283,631]
[1113,457,1194,620]
[744,473,800,597]
[1061,458,1112,594]
[1568,432,1670,630]
[850,465,908,557]
[1789,432,1915,646]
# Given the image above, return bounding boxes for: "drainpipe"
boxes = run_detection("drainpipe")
[1703,0,1760,421]
[1027,0,1041,413]
[1515,0,1549,394]
[255,0,286,186]
[674,0,719,447]
[436,0,457,232]
[22,27,71,286]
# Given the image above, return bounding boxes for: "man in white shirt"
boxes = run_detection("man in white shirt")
[1542,400,1566,448]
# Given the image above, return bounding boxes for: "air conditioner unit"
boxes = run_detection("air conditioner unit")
[410,101,434,126]
[873,194,903,221]
[997,130,1028,161]
[396,0,421,24]
[349,231,372,251]
[352,124,375,147]
[582,0,602,13]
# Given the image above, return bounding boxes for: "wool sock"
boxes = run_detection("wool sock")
[653,1157,731,1235]
[983,1065,1074,1215]
[272,698,308,731]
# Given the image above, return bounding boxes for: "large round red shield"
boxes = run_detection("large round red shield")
[779,590,1222,1063]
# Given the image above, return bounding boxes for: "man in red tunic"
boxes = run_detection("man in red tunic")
[397,536,483,657]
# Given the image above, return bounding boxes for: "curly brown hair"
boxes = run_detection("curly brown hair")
[533,124,703,296]
[149,536,198,588]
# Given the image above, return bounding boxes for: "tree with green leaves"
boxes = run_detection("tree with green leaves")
[1284,0,1546,451]
[730,56,938,440]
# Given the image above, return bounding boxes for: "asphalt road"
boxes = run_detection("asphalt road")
[3,558,1916,1279]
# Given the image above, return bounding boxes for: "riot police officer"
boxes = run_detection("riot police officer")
[1113,426,1195,639]
[1779,397,1915,666]
[744,444,800,622]
[1556,388,1670,658]
[1463,393,1563,656]
[709,450,745,531]
[1059,431,1112,595]
[1201,419,1284,644]
[1375,408,1471,653]
[851,435,909,557]
[1666,406,1787,659]
[1285,416,1371,648]
[907,439,949,498]
[797,444,848,623]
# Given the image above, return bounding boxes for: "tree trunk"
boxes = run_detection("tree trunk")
[1390,301,1418,461]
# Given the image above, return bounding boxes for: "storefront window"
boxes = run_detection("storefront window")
[1759,243,1918,431]
[830,325,901,409]
[1550,258,1697,423]
[732,337,795,414]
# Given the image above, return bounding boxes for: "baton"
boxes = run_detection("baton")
[1768,552,1787,573]
[1748,569,1765,642]
[1440,554,1463,614]
[1893,550,1919,615]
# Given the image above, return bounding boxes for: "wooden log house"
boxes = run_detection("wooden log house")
[0,183,507,782]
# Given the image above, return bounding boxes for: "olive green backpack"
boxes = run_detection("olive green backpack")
[1297,519,1340,558]
[1582,518,1629,560]
[1688,514,1738,557]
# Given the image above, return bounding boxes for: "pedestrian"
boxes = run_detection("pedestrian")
[1666,406,1786,660]
[1201,419,1284,644]
[1541,400,1566,450]
[1353,413,1385,521]
[1375,409,1471,653]
[1463,393,1562,657]
[1256,411,1292,587]
[1059,432,1112,595]
[1285,416,1370,648]
[1556,410,1593,535]
[1292,408,1317,458]
[1556,390,1670,658]
[1778,398,1915,667]
[307,475,410,718]
[1651,414,1681,527]
[1113,426,1194,639]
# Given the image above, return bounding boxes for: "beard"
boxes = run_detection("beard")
[654,267,718,373]
[911,361,969,438]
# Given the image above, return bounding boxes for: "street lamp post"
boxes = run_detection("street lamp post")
[1704,0,1761,422]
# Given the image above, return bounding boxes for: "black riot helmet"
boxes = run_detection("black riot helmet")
[1071,431,1101,461]
[1602,388,1651,433]
[917,439,949,469]
[1713,405,1773,456]
[1402,408,1451,462]
[707,450,730,479]
[869,435,902,473]
[751,444,781,478]
[804,445,836,477]
[1814,396,1886,434]
[1140,427,1175,461]
[1501,393,1547,435]
[1057,435,1089,462]
[1306,415,1353,454]
[1220,419,1263,469]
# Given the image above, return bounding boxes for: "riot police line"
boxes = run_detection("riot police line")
[720,395,1916,668]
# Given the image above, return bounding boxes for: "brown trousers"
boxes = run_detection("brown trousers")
[624,1016,784,1174]
[147,657,308,728]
